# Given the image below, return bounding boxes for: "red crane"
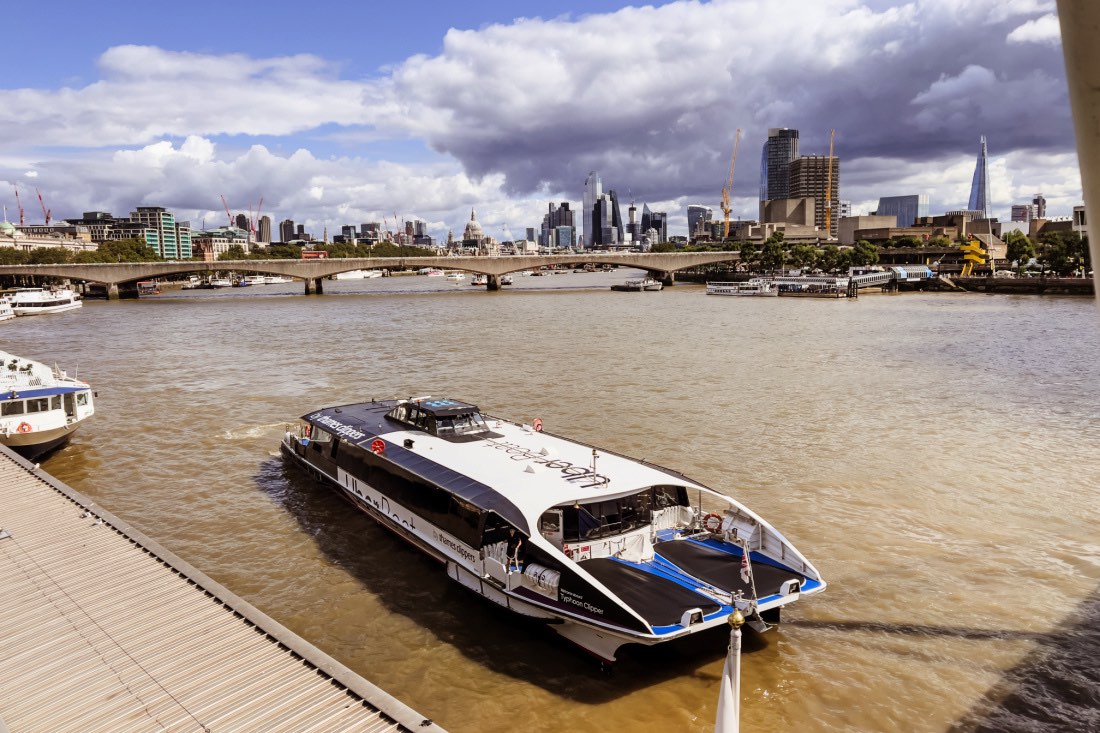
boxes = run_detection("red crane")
[12,185,25,226]
[35,188,51,225]
[219,194,233,226]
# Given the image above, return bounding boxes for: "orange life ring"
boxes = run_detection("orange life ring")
[303,425,311,438]
[702,512,723,533]
[16,422,32,434]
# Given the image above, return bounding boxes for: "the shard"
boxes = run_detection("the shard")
[968,135,991,219]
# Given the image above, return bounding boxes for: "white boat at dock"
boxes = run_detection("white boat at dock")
[0,299,14,322]
[281,397,824,664]
[263,275,293,284]
[706,279,779,297]
[0,350,95,459]
[444,272,466,281]
[470,274,488,286]
[9,286,83,315]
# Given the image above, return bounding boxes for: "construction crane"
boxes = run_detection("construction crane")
[35,188,51,225]
[824,129,836,238]
[219,195,233,226]
[12,185,25,226]
[721,128,742,239]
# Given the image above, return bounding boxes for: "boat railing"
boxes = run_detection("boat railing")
[651,504,696,533]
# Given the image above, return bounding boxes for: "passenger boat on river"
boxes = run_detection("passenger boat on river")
[9,286,82,315]
[0,350,95,458]
[281,397,825,663]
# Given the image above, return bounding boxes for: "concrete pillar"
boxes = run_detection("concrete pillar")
[304,278,324,295]
[487,275,501,291]
[659,271,675,286]
[106,283,119,300]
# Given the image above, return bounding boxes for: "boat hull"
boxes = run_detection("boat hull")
[13,301,83,316]
[1,424,80,459]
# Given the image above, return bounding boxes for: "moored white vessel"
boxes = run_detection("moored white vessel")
[9,286,83,315]
[611,277,663,292]
[0,300,14,322]
[706,279,778,296]
[281,397,824,663]
[0,350,95,458]
[332,269,384,280]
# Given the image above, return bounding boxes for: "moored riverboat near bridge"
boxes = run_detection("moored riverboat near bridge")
[281,397,824,663]
[0,350,95,458]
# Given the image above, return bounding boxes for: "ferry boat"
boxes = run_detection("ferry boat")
[332,269,384,280]
[240,275,268,286]
[264,275,293,284]
[9,286,82,316]
[470,274,488,286]
[444,272,466,281]
[706,279,778,297]
[0,300,15,322]
[281,397,824,663]
[500,274,514,286]
[0,350,95,459]
[611,277,663,292]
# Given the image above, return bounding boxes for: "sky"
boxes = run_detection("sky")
[0,0,1077,241]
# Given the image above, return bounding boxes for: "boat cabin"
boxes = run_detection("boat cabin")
[385,399,498,441]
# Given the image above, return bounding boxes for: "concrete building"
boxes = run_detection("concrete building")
[191,227,249,259]
[760,198,815,228]
[1073,205,1088,241]
[1033,193,1047,219]
[875,194,929,228]
[1011,204,1037,222]
[839,215,896,245]
[789,155,840,237]
[540,202,576,247]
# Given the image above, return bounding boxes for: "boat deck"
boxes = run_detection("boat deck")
[0,445,444,733]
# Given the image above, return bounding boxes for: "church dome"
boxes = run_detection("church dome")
[462,208,483,240]
[0,220,16,236]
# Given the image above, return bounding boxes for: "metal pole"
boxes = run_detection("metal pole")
[715,608,745,733]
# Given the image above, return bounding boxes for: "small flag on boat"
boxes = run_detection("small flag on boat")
[740,548,751,585]
[533,417,543,432]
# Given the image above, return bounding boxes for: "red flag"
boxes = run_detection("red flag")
[740,549,751,585]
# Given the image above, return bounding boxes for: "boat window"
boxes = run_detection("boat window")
[451,412,488,436]
[76,392,89,406]
[51,396,62,410]
[25,398,49,413]
[1,401,24,416]
[539,511,561,534]
[387,404,409,423]
[560,489,661,540]
[310,428,333,451]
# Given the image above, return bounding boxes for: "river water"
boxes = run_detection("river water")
[6,271,1099,732]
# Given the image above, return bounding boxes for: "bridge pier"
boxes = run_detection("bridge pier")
[106,283,119,301]
[659,271,675,287]
[487,275,501,291]
[304,278,324,295]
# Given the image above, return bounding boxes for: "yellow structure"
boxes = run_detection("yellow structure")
[959,238,987,276]
[721,129,741,239]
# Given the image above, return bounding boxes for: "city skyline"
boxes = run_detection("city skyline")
[0,1,1078,243]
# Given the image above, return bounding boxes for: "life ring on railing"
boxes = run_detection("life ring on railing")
[303,425,311,438]
[16,422,32,434]
[701,512,723,533]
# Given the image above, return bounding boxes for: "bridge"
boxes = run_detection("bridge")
[0,252,741,297]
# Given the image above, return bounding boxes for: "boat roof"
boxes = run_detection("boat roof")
[301,399,710,534]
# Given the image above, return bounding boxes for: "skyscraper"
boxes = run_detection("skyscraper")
[280,218,295,242]
[640,204,667,243]
[1032,192,1047,219]
[759,128,800,202]
[235,213,249,232]
[582,172,601,248]
[687,205,713,240]
[968,136,991,219]
[257,215,272,243]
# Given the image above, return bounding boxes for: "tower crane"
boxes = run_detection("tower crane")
[721,129,742,239]
[219,195,233,226]
[824,129,836,238]
[36,188,51,225]
[12,185,25,226]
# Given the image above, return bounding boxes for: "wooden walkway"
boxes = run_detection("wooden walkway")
[0,445,445,733]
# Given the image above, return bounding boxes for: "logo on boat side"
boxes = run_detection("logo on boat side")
[484,439,610,489]
[560,587,604,615]
[310,413,367,441]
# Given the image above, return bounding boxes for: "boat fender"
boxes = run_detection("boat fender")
[16,422,32,434]
[701,512,723,533]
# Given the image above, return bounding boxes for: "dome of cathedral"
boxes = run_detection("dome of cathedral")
[462,209,483,240]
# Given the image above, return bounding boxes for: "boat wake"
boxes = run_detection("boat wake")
[223,422,289,440]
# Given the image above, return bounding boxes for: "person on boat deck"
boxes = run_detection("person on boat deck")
[505,527,525,571]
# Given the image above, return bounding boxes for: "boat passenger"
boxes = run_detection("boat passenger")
[505,527,525,571]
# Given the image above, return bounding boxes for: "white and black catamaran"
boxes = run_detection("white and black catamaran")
[281,398,825,663]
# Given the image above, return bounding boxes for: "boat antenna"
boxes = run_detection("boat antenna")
[591,448,598,482]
